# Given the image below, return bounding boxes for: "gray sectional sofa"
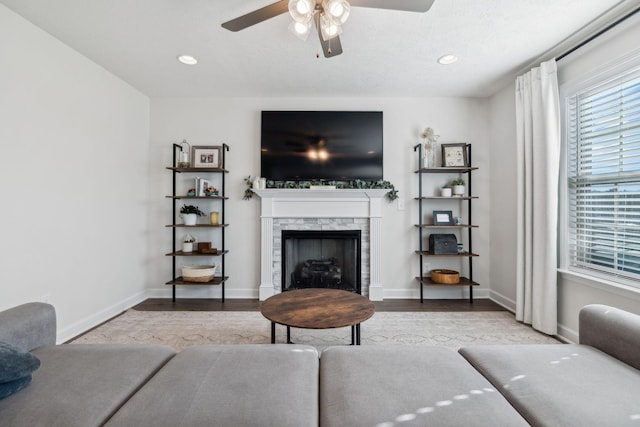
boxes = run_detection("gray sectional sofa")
[1,302,639,426]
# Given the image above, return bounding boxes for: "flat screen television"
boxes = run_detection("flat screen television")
[260,111,383,181]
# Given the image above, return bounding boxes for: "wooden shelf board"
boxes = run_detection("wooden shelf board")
[166,276,229,286]
[414,167,478,173]
[416,276,479,286]
[166,195,228,200]
[415,196,478,200]
[166,224,229,228]
[166,250,228,256]
[415,250,479,257]
[414,224,479,228]
[166,167,228,173]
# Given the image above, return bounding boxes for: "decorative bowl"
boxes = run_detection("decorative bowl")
[182,265,217,283]
[430,269,460,284]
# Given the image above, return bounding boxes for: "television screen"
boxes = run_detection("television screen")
[260,111,383,181]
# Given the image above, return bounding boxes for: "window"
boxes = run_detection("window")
[566,64,640,286]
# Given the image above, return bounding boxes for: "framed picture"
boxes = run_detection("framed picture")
[196,178,211,197]
[433,210,454,226]
[192,146,222,168]
[441,143,468,167]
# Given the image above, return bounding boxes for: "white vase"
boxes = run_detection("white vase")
[182,242,193,253]
[453,185,465,196]
[182,213,197,225]
[440,187,452,197]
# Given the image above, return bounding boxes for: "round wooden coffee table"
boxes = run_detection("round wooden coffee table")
[260,288,375,345]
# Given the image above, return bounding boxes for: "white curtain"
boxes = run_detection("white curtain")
[514,59,560,335]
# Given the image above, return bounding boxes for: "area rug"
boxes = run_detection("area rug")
[71,310,560,351]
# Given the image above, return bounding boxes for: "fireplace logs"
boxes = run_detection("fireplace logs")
[292,258,342,289]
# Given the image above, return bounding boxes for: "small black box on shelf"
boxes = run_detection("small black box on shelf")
[428,234,458,254]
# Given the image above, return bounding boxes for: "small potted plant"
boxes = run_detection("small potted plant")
[440,183,452,197]
[451,178,465,196]
[180,204,205,225]
[182,234,197,253]
[205,186,219,196]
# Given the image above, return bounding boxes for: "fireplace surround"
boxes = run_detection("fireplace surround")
[254,188,388,300]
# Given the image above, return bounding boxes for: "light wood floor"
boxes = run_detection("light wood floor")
[133,298,506,312]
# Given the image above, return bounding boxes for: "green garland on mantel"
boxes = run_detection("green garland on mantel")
[243,176,398,202]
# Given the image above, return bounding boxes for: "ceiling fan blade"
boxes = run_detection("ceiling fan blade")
[221,0,289,32]
[348,0,435,13]
[314,14,343,58]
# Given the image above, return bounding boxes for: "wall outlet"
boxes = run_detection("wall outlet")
[40,293,51,303]
[422,262,431,275]
[397,198,405,210]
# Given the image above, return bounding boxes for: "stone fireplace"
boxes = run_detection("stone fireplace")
[254,188,388,300]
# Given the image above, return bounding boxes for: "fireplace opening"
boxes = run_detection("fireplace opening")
[282,230,361,293]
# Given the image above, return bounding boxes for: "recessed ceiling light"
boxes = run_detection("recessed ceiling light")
[437,54,458,65]
[177,55,198,65]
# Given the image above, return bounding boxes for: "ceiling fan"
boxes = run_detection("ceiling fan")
[221,0,435,58]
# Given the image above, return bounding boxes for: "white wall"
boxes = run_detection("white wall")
[0,4,150,342]
[487,12,640,341]
[149,97,491,301]
[488,82,518,309]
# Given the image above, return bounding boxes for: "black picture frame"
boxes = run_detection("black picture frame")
[433,210,454,226]
[441,143,468,167]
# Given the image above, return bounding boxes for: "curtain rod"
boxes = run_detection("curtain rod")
[557,6,640,61]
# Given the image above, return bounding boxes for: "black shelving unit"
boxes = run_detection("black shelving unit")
[413,143,479,303]
[166,143,229,302]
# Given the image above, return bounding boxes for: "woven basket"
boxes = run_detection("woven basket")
[430,269,460,284]
[182,265,216,283]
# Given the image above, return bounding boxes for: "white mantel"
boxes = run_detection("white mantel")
[254,189,388,301]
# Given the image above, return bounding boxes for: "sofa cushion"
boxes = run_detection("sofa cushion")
[459,344,640,427]
[105,344,320,427]
[320,345,528,427]
[0,344,176,427]
[0,341,40,384]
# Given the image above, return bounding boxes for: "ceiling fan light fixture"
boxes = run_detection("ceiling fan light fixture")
[289,0,315,22]
[289,18,312,41]
[323,0,350,24]
[223,0,436,58]
[320,12,342,41]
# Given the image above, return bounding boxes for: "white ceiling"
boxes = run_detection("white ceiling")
[1,0,634,98]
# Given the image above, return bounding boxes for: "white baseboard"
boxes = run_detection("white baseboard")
[57,291,149,344]
[147,286,259,299]
[383,287,490,300]
[557,323,578,344]
[488,290,517,312]
[488,291,575,343]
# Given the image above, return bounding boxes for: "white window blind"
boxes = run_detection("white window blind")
[566,64,640,285]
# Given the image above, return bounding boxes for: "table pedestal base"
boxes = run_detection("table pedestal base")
[271,323,362,345]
